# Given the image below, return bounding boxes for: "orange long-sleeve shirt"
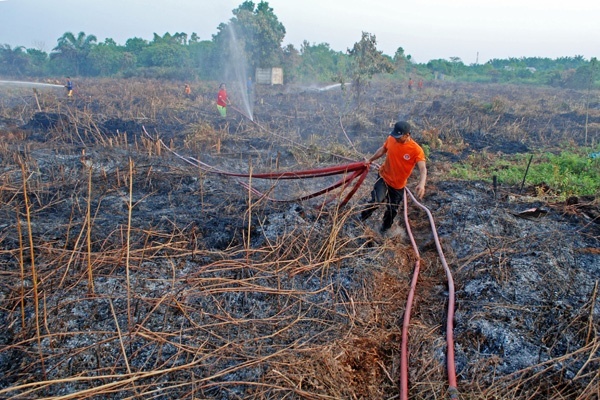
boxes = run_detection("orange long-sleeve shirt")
[378,136,426,189]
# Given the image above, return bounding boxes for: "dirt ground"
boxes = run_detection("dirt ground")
[0,79,599,399]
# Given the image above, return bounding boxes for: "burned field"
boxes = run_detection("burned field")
[0,79,599,399]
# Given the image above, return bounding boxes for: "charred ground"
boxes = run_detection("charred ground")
[0,79,599,399]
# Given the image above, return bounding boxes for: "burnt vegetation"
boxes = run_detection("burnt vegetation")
[0,78,599,399]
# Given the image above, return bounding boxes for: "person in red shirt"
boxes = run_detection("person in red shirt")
[360,121,427,233]
[217,83,229,117]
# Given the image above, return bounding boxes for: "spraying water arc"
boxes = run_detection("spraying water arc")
[0,80,64,89]
[225,24,254,121]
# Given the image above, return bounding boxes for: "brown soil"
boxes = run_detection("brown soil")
[0,79,598,399]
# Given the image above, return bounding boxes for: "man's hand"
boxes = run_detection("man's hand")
[415,183,425,199]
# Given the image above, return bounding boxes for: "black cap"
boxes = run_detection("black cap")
[390,121,411,138]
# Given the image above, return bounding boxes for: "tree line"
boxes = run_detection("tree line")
[0,0,597,90]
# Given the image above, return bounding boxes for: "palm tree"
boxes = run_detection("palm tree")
[51,31,97,75]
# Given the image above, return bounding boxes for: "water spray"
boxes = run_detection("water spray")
[225,24,254,121]
[0,80,64,89]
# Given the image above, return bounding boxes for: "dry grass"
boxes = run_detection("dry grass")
[0,78,598,399]
[0,174,407,398]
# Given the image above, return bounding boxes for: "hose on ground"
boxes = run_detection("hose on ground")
[401,188,458,399]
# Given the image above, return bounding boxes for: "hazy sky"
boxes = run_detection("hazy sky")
[0,0,597,65]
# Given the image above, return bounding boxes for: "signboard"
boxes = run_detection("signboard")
[255,68,283,85]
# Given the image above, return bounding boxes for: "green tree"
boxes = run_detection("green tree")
[297,41,347,82]
[427,59,451,76]
[172,32,189,45]
[427,57,467,79]
[249,1,285,67]
[141,33,190,68]
[122,37,148,69]
[26,48,49,76]
[347,32,394,105]
[555,55,588,70]
[213,1,286,73]
[188,39,217,80]
[282,43,301,83]
[562,61,597,89]
[125,37,149,56]
[51,31,98,75]
[88,39,129,76]
[141,42,189,68]
[0,44,30,76]
[393,47,409,75]
[448,57,467,76]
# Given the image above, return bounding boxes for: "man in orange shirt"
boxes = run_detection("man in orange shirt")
[360,121,427,233]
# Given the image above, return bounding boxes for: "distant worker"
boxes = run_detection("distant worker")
[216,83,230,118]
[408,78,413,92]
[184,83,191,96]
[360,121,427,234]
[65,76,73,97]
[418,79,423,90]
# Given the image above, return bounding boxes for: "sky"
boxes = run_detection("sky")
[0,0,598,65]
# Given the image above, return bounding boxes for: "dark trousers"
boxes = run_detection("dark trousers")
[360,176,404,230]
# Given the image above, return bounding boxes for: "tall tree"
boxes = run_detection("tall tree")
[213,1,286,73]
[51,31,97,75]
[347,32,394,106]
[282,43,301,83]
[393,47,409,75]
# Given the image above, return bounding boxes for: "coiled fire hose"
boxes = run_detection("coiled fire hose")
[143,127,457,398]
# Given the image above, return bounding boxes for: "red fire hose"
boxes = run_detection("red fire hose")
[142,127,370,207]
[402,188,458,400]
[143,127,457,397]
